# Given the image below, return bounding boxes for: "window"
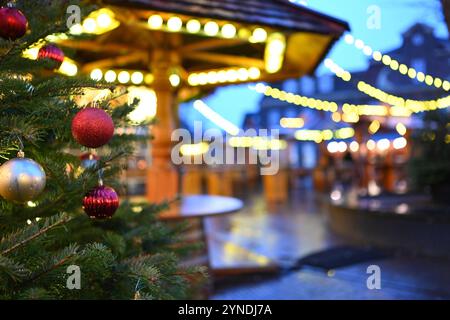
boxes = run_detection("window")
[300,77,315,95]
[318,75,334,93]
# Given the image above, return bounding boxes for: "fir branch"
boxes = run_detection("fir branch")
[1,214,70,256]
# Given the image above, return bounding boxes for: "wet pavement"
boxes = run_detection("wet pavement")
[204,189,450,300]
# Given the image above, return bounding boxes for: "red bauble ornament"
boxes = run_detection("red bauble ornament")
[71,107,115,148]
[38,44,65,69]
[83,185,119,219]
[0,7,28,40]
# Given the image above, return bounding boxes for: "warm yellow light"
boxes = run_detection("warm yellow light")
[237,68,249,81]
[169,74,181,87]
[90,69,103,81]
[186,19,201,33]
[97,12,112,28]
[248,67,261,79]
[390,60,399,70]
[332,112,341,122]
[434,78,443,88]
[327,141,339,153]
[104,70,117,83]
[265,33,286,74]
[225,69,239,82]
[251,28,267,42]
[407,68,416,78]
[396,123,407,136]
[443,81,450,91]
[399,64,408,75]
[342,112,359,123]
[366,139,376,151]
[425,75,433,86]
[118,71,130,84]
[204,21,219,36]
[349,141,359,152]
[372,51,382,61]
[382,55,391,65]
[148,15,163,29]
[334,127,355,139]
[368,120,380,134]
[144,73,154,84]
[363,45,373,56]
[83,18,97,33]
[131,71,144,85]
[416,72,425,82]
[377,138,390,151]
[69,24,83,35]
[188,74,199,86]
[127,86,157,124]
[280,117,304,128]
[167,16,183,32]
[393,137,407,150]
[221,24,237,38]
[59,59,78,76]
[180,142,209,156]
[238,28,251,39]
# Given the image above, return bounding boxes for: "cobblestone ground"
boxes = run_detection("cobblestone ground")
[206,190,450,300]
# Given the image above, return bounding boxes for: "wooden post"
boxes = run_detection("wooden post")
[146,49,179,204]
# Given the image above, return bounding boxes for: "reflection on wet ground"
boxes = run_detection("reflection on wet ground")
[206,190,450,299]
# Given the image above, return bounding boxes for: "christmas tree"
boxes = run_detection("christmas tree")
[0,0,203,299]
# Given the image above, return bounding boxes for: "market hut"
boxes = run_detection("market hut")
[60,0,349,202]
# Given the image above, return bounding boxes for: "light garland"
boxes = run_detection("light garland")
[294,127,355,143]
[188,67,261,86]
[343,34,450,91]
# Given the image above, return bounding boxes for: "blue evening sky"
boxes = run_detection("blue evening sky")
[179,0,448,131]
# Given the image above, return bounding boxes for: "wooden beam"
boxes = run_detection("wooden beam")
[181,38,246,52]
[184,52,265,69]
[81,52,147,72]
[59,39,145,55]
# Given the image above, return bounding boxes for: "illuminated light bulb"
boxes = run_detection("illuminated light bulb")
[127,87,157,124]
[83,18,97,33]
[186,19,201,33]
[225,69,239,82]
[425,75,433,86]
[280,117,304,128]
[237,68,249,81]
[144,73,154,84]
[207,71,219,84]
[377,138,390,151]
[396,123,407,136]
[390,60,399,70]
[169,74,181,87]
[217,70,227,83]
[248,67,261,79]
[382,55,391,65]
[238,28,251,39]
[90,68,103,81]
[349,141,359,152]
[221,24,236,38]
[368,120,380,134]
[354,39,364,49]
[342,72,351,82]
[327,141,339,153]
[204,21,219,36]
[407,68,416,79]
[70,23,83,35]
[363,45,373,56]
[366,139,376,151]
[393,137,407,150]
[251,27,267,42]
[344,34,354,44]
[131,71,144,85]
[198,73,208,85]
[399,64,408,75]
[416,72,425,82]
[118,71,130,84]
[434,78,442,88]
[188,74,199,86]
[443,80,450,91]
[59,59,78,76]
[148,15,163,29]
[337,141,347,153]
[167,16,183,32]
[332,112,341,122]
[97,12,112,28]
[104,70,117,83]
[372,51,382,61]
[264,33,286,74]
